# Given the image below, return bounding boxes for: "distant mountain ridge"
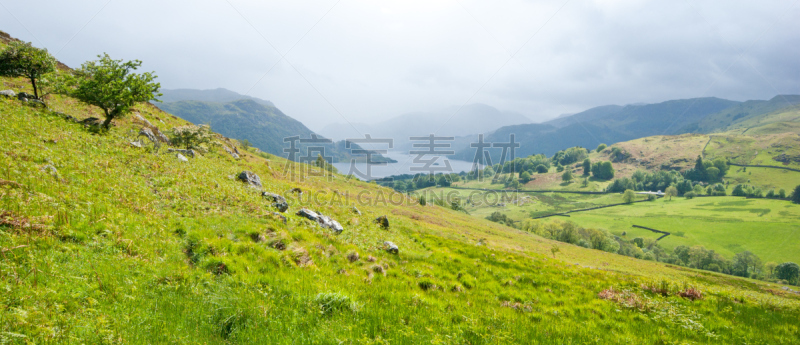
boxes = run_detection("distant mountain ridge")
[451,96,798,162]
[160,88,275,107]
[155,91,393,163]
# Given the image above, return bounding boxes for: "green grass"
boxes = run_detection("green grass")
[565,197,800,264]
[2,75,800,343]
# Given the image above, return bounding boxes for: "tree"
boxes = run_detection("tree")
[732,251,762,278]
[519,171,531,184]
[693,155,708,181]
[171,124,211,149]
[623,189,635,204]
[707,167,720,182]
[562,170,573,182]
[665,186,678,200]
[775,262,800,283]
[582,158,591,176]
[792,185,800,204]
[779,189,786,199]
[732,184,746,196]
[712,158,729,176]
[596,143,606,153]
[684,191,696,199]
[591,161,615,180]
[535,164,548,174]
[69,54,161,129]
[0,41,57,99]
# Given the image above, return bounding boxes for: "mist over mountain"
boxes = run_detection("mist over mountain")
[160,88,275,107]
[318,103,531,148]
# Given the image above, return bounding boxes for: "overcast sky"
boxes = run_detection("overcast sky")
[2,0,798,131]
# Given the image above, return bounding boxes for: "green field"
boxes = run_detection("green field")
[558,197,800,264]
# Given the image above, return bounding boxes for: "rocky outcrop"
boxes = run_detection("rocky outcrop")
[237,171,262,188]
[296,208,344,234]
[222,145,240,159]
[262,192,288,212]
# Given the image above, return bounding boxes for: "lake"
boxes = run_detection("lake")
[333,151,475,180]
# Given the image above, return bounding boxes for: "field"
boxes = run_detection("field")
[3,79,800,343]
[566,197,800,264]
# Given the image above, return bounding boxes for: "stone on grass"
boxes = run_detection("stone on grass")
[0,90,16,98]
[237,171,262,188]
[139,127,158,143]
[176,153,189,162]
[384,241,399,254]
[374,215,389,229]
[352,207,361,215]
[168,148,195,158]
[262,192,289,212]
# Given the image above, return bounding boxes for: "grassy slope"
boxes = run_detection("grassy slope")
[2,86,800,343]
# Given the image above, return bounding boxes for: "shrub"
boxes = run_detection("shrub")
[535,164,548,174]
[171,124,212,150]
[775,262,800,283]
[684,191,696,199]
[596,144,606,152]
[623,189,635,204]
[792,185,800,204]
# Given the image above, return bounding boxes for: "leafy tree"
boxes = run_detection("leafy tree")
[582,177,589,187]
[712,158,728,176]
[732,184,746,197]
[592,161,615,180]
[582,158,591,176]
[665,186,678,200]
[519,171,531,184]
[596,143,606,153]
[623,189,635,204]
[562,169,573,182]
[69,54,161,129]
[779,189,786,199]
[792,185,800,204]
[775,262,800,283]
[535,164,548,174]
[0,41,57,99]
[684,191,696,199]
[707,167,720,182]
[732,251,762,278]
[483,166,496,178]
[766,189,775,198]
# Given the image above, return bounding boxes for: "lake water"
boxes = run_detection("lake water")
[333,151,475,180]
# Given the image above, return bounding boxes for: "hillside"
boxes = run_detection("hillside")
[452,97,741,161]
[683,95,800,134]
[157,98,393,164]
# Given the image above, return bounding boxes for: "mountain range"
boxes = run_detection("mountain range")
[451,96,800,162]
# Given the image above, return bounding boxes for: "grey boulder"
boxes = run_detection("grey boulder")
[176,153,189,162]
[237,171,262,188]
[384,241,399,254]
[262,192,289,212]
[168,148,195,158]
[0,90,16,97]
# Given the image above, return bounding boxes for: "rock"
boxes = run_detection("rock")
[139,127,158,143]
[262,192,289,212]
[234,146,240,155]
[296,208,320,221]
[176,153,189,162]
[29,99,46,107]
[0,90,16,97]
[288,187,302,195]
[352,206,362,215]
[384,241,399,254]
[295,208,343,234]
[168,148,195,158]
[237,171,262,188]
[155,130,170,143]
[130,141,143,148]
[17,92,34,100]
[374,215,389,229]
[317,215,344,234]
[222,145,240,159]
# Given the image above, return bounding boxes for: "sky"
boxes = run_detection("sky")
[1,0,799,131]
